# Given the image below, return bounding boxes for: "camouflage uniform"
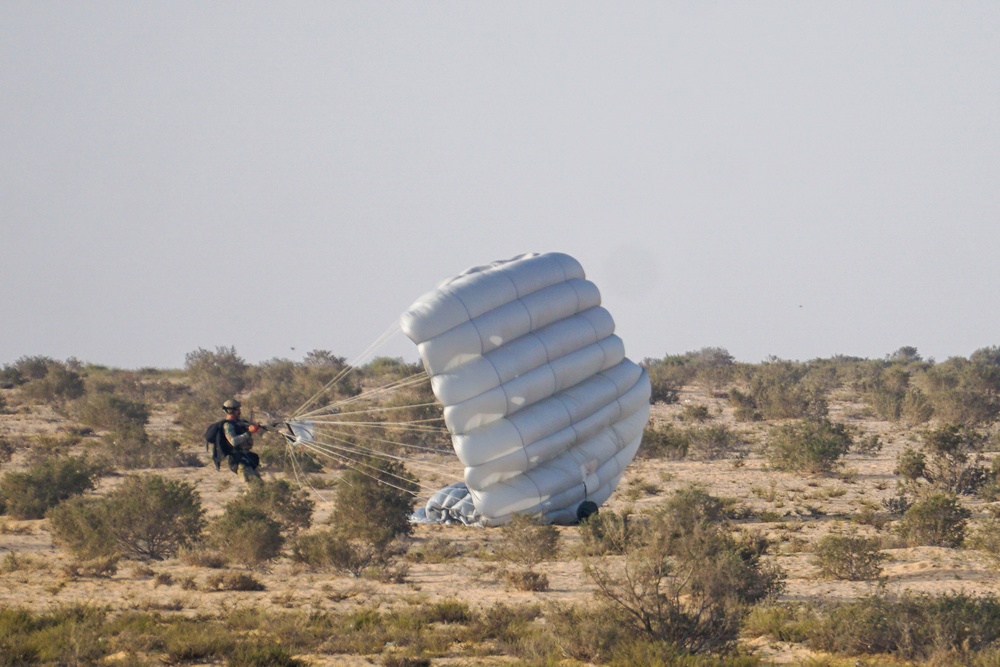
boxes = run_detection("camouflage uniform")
[223,419,262,485]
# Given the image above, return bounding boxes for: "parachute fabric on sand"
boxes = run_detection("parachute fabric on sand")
[402,252,651,526]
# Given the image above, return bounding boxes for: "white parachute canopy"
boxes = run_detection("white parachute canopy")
[402,252,651,525]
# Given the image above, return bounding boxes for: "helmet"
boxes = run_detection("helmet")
[222,399,242,411]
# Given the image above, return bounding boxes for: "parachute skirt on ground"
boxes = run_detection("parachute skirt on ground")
[403,252,651,526]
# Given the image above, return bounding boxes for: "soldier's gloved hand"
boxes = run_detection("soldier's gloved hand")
[248,424,260,434]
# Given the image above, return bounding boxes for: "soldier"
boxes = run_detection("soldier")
[219,398,262,485]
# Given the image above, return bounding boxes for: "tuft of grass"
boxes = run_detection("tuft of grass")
[502,569,549,592]
[404,536,464,564]
[204,572,266,592]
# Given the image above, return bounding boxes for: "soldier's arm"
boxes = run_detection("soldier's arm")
[223,421,252,448]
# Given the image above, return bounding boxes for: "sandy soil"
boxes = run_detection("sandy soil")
[1,383,999,665]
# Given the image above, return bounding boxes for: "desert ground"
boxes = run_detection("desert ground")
[1,376,999,665]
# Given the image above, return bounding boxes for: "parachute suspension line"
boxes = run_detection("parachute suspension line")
[297,446,439,501]
[291,320,403,419]
[285,436,334,505]
[277,424,445,496]
[294,440,426,498]
[290,436,452,486]
[312,402,441,420]
[290,424,452,456]
[292,371,431,421]
[302,420,446,437]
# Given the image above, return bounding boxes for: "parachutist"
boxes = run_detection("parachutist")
[204,399,262,485]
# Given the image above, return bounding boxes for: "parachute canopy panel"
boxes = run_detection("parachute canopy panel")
[402,252,651,525]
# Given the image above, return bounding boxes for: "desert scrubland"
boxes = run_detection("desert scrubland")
[2,347,1000,666]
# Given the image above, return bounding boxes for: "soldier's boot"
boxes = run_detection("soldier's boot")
[238,462,262,485]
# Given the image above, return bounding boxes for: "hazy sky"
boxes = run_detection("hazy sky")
[2,2,998,370]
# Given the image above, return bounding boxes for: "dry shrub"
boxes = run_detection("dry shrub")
[638,422,689,460]
[679,403,712,422]
[584,487,785,655]
[179,547,228,568]
[330,457,418,550]
[502,569,549,592]
[812,534,885,581]
[808,591,1000,661]
[204,572,265,592]
[49,474,205,560]
[364,561,410,584]
[63,556,119,579]
[404,536,464,563]
[98,435,201,470]
[577,509,636,556]
[0,455,101,519]
[495,514,560,567]
[223,479,314,535]
[0,552,45,574]
[381,656,430,667]
[547,603,635,664]
[490,514,559,592]
[209,505,283,569]
[765,418,852,474]
[291,528,397,578]
[688,424,747,461]
[895,493,970,548]
[0,436,16,465]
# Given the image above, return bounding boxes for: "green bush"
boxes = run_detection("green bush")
[104,475,205,559]
[679,404,712,422]
[330,456,418,551]
[642,357,687,405]
[0,436,16,466]
[0,604,109,665]
[292,529,387,577]
[73,393,149,435]
[49,474,205,560]
[765,418,852,474]
[185,346,249,404]
[495,513,560,568]
[256,442,323,473]
[919,424,990,495]
[852,434,883,457]
[637,422,689,460]
[578,509,636,556]
[210,505,284,568]
[740,359,828,420]
[99,435,202,470]
[728,389,761,422]
[807,591,1000,660]
[895,446,926,482]
[0,455,101,519]
[812,534,885,581]
[921,353,1000,424]
[250,352,357,418]
[176,346,250,438]
[895,493,970,548]
[224,479,314,535]
[584,489,785,654]
[22,433,82,464]
[18,359,86,404]
[863,365,916,421]
[48,496,118,559]
[743,603,815,644]
[546,602,636,664]
[688,424,746,461]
